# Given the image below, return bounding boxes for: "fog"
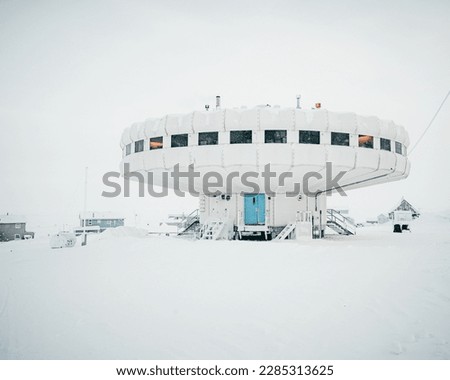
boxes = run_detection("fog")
[1,0,449,229]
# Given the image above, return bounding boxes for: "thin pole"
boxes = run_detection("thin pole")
[83,167,88,214]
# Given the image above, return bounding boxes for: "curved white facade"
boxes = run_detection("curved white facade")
[120,107,410,193]
[119,106,410,239]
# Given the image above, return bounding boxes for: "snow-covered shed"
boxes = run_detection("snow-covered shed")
[388,198,420,220]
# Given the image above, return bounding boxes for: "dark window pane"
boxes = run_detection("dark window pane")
[171,134,188,148]
[230,130,252,144]
[358,135,373,148]
[265,130,287,143]
[125,144,131,156]
[380,138,391,151]
[199,131,218,145]
[395,141,402,154]
[150,136,163,150]
[299,130,320,144]
[135,140,144,153]
[331,132,349,146]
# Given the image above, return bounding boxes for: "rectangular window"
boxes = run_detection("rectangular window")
[150,136,163,150]
[134,140,144,153]
[395,141,402,154]
[199,131,219,146]
[331,132,350,146]
[358,135,373,148]
[299,130,320,144]
[171,134,188,148]
[380,138,391,151]
[125,144,131,156]
[230,130,252,144]
[265,130,287,143]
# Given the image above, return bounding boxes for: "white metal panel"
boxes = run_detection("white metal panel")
[395,125,407,144]
[260,107,280,130]
[303,109,329,131]
[165,114,182,135]
[193,110,224,132]
[240,109,258,130]
[223,144,258,167]
[292,145,326,167]
[258,144,293,167]
[379,119,397,139]
[279,108,296,130]
[164,147,192,169]
[355,148,379,170]
[327,145,356,170]
[356,115,381,137]
[143,118,160,138]
[224,109,241,130]
[378,150,396,171]
[192,145,223,168]
[143,149,164,170]
[180,112,194,133]
[129,122,144,141]
[328,112,357,133]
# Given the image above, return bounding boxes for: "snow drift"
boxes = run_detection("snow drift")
[0,215,449,359]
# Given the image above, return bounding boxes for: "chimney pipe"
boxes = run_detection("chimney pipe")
[296,94,301,109]
[216,95,221,109]
[205,105,210,111]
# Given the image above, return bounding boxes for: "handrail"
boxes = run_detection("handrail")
[326,209,356,234]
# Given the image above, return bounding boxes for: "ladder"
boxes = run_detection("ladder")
[274,223,296,240]
[200,221,225,240]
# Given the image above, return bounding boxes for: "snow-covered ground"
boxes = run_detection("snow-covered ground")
[0,215,449,359]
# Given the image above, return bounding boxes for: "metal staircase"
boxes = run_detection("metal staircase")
[166,209,200,237]
[326,209,356,235]
[274,223,296,240]
[199,220,226,240]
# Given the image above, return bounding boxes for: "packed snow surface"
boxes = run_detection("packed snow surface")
[0,215,449,359]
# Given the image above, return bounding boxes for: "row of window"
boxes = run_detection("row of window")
[125,130,406,156]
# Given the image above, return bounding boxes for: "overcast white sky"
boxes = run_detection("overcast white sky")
[1,0,449,229]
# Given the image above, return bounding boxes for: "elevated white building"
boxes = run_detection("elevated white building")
[120,101,410,240]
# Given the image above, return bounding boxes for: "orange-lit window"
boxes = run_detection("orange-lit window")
[358,135,373,148]
[150,136,163,150]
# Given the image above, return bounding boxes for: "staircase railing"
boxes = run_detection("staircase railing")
[326,209,356,235]
[177,209,200,235]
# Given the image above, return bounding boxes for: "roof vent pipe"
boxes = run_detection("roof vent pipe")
[205,105,210,111]
[296,94,301,109]
[216,95,221,109]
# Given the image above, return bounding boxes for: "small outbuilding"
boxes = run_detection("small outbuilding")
[388,198,420,220]
[0,214,34,242]
[77,212,125,234]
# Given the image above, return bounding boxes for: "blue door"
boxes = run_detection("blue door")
[244,194,265,225]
